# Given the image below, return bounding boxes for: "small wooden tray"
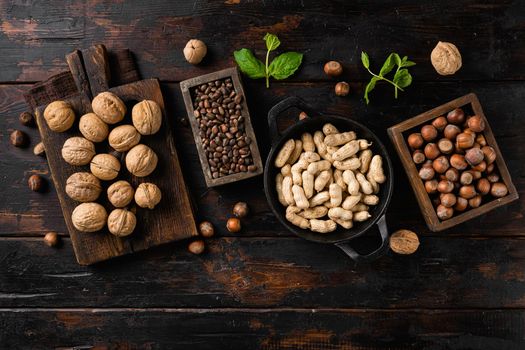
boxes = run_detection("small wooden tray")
[388,93,519,232]
[180,67,263,187]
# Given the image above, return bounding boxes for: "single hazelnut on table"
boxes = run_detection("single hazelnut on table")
[469,195,483,208]
[432,156,450,174]
[109,125,141,152]
[440,193,457,208]
[389,229,420,255]
[443,124,461,141]
[412,150,426,164]
[465,147,484,166]
[125,144,158,177]
[134,182,162,209]
[459,185,477,199]
[432,116,448,131]
[233,202,249,218]
[481,146,496,164]
[476,178,491,196]
[421,125,438,142]
[91,92,126,124]
[450,154,468,170]
[226,217,241,233]
[298,111,308,120]
[445,168,459,182]
[184,39,207,65]
[71,202,107,232]
[19,111,34,126]
[491,182,508,198]
[65,172,102,202]
[334,82,350,96]
[44,231,60,247]
[467,115,485,133]
[437,138,454,154]
[188,240,206,255]
[132,100,163,135]
[107,180,135,208]
[424,143,440,160]
[323,61,343,77]
[79,113,109,143]
[90,153,121,181]
[446,108,465,125]
[62,137,96,166]
[10,130,29,148]
[436,204,454,220]
[28,174,44,192]
[437,180,454,194]
[454,197,468,212]
[107,208,136,237]
[456,132,475,149]
[43,100,75,132]
[199,221,215,238]
[431,41,462,76]
[33,142,45,157]
[419,166,435,181]
[407,133,424,149]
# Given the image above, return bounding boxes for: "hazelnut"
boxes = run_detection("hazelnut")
[233,202,249,218]
[407,133,424,149]
[323,61,343,77]
[437,180,454,193]
[487,173,500,183]
[134,182,162,209]
[470,170,482,180]
[44,231,60,247]
[419,166,435,180]
[481,146,496,164]
[33,142,45,157]
[440,193,457,208]
[71,202,107,232]
[107,180,134,208]
[456,132,475,149]
[62,137,96,166]
[425,179,438,194]
[432,116,448,131]
[459,185,477,199]
[335,82,350,96]
[476,178,491,195]
[298,111,308,120]
[199,221,215,238]
[458,172,472,185]
[125,144,158,177]
[19,111,34,126]
[431,41,462,76]
[486,162,495,174]
[10,130,29,147]
[43,100,75,132]
[467,115,485,132]
[443,124,461,140]
[183,39,207,65]
[412,150,426,164]
[421,125,438,142]
[432,156,450,174]
[491,182,508,198]
[107,208,136,237]
[446,108,465,125]
[463,128,476,135]
[66,172,102,202]
[445,168,459,182]
[465,148,484,166]
[109,125,141,152]
[469,195,483,208]
[472,160,487,172]
[28,174,44,192]
[450,154,468,170]
[79,113,109,143]
[188,240,206,254]
[476,134,487,146]
[436,204,454,220]
[226,217,241,233]
[90,153,121,181]
[454,197,468,212]
[424,143,440,160]
[132,100,163,135]
[92,92,126,124]
[389,229,420,255]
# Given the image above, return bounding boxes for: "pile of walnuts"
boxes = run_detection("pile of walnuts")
[43,92,163,237]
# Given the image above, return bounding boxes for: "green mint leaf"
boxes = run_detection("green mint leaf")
[263,33,281,51]
[361,51,370,69]
[364,76,379,105]
[402,60,416,67]
[234,48,266,79]
[393,53,402,66]
[379,53,396,76]
[393,69,412,88]
[268,52,303,80]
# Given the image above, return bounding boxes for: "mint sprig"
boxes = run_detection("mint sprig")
[361,51,415,104]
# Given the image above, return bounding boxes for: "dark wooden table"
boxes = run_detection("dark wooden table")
[1,1,524,349]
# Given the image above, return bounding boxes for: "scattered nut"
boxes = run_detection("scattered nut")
[10,130,28,147]
[188,240,206,254]
[28,174,44,192]
[79,113,109,143]
[107,208,136,237]
[33,142,45,157]
[226,217,241,233]
[132,100,163,135]
[91,92,126,124]
[183,39,207,65]
[299,111,309,120]
[134,182,162,209]
[71,202,107,232]
[389,229,420,255]
[334,82,350,96]
[199,221,215,238]
[430,41,462,75]
[107,180,135,208]
[44,232,60,247]
[65,172,102,202]
[19,111,34,126]
[43,100,75,132]
[62,137,96,166]
[323,61,343,77]
[233,202,249,218]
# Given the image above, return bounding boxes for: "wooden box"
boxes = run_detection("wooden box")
[180,67,263,187]
[388,93,519,231]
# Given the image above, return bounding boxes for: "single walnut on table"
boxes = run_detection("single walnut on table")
[132,100,162,135]
[71,202,107,232]
[62,137,96,166]
[108,124,141,152]
[92,91,126,124]
[65,172,102,202]
[125,144,158,177]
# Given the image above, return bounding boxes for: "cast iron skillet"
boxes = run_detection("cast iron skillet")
[263,96,394,262]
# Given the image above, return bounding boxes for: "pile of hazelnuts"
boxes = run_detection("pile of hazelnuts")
[407,108,508,221]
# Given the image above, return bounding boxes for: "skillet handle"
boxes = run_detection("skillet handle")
[267,96,316,145]
[335,215,390,263]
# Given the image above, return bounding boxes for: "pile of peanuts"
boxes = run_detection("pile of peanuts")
[274,123,386,233]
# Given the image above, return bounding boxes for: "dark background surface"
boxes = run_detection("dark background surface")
[1,1,524,349]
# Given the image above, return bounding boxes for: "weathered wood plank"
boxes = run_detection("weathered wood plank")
[1,236,525,308]
[0,308,523,350]
[0,1,524,82]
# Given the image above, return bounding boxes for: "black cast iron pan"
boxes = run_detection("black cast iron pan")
[263,96,394,262]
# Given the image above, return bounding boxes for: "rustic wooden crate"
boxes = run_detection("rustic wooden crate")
[180,67,263,187]
[388,93,519,232]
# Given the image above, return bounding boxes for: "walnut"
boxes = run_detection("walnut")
[90,153,121,180]
[43,100,75,132]
[65,172,102,202]
[389,229,420,255]
[92,92,126,124]
[108,125,141,152]
[61,137,96,166]
[134,182,162,209]
[183,39,207,65]
[79,113,109,142]
[107,180,134,208]
[71,202,107,232]
[107,208,136,237]
[125,144,158,177]
[132,100,162,135]
[431,41,462,76]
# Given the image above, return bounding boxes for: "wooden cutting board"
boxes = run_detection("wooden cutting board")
[25,44,198,265]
